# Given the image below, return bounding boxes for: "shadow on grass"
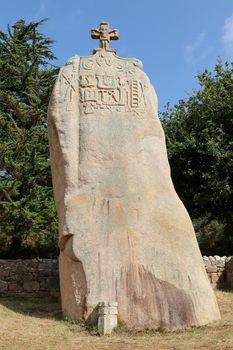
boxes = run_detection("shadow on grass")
[0,297,63,320]
[0,297,99,335]
[216,283,233,293]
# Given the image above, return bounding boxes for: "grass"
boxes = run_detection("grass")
[0,289,232,350]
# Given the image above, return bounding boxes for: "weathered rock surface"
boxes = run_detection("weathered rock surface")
[48,49,220,330]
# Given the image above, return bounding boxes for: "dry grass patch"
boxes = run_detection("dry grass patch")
[0,289,232,350]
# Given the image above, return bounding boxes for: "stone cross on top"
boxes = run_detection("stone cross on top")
[91,21,119,54]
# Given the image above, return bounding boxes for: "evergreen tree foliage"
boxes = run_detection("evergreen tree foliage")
[161,60,233,255]
[0,19,59,258]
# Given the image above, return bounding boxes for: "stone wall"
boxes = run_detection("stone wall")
[0,259,59,298]
[0,257,232,299]
[203,256,233,287]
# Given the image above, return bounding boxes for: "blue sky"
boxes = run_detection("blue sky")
[1,0,233,111]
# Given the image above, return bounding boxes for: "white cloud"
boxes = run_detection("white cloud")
[222,13,233,55]
[185,32,209,63]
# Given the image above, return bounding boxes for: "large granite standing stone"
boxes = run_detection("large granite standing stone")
[48,36,220,329]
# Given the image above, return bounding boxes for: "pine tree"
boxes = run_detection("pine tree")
[0,19,59,258]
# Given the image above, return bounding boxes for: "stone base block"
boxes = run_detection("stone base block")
[98,302,118,335]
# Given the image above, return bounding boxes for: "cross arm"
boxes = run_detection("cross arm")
[109,29,119,40]
[91,28,100,39]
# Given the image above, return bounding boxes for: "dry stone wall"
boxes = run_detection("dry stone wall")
[0,257,232,299]
[203,256,232,286]
[0,259,59,298]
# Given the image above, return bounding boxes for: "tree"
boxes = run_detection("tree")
[161,60,233,255]
[0,19,59,258]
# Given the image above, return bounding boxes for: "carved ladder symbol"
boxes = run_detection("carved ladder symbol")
[131,81,139,108]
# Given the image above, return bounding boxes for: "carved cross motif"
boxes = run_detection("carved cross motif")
[91,22,119,54]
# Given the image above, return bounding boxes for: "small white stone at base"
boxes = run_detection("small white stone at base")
[98,302,118,335]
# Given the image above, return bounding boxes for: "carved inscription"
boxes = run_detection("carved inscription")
[79,74,147,115]
[60,57,79,111]
[79,52,147,115]
[81,59,94,70]
[62,73,77,102]
[96,53,113,66]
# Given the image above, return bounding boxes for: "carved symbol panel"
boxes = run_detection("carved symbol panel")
[79,52,147,116]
